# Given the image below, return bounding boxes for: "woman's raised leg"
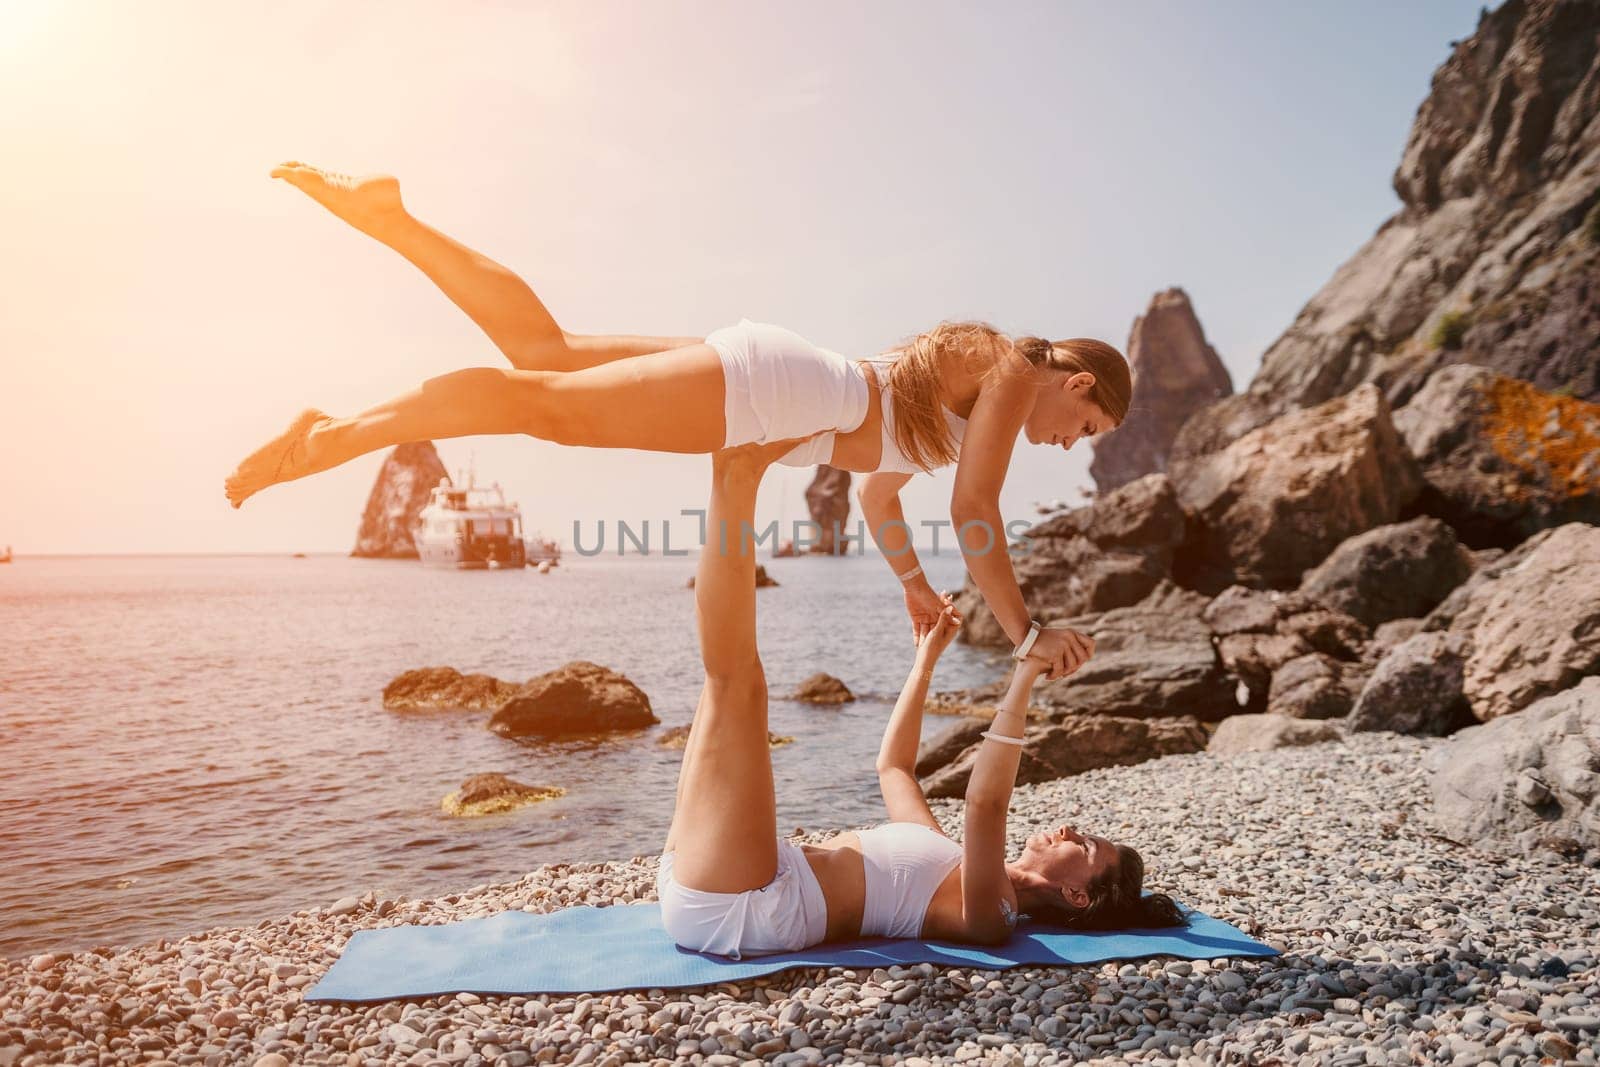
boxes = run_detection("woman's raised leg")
[223,343,728,508]
[270,162,702,371]
[659,439,808,894]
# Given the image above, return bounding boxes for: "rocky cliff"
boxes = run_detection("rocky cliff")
[1173,0,1600,464]
[351,442,448,559]
[1089,288,1233,493]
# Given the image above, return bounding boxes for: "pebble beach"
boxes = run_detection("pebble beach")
[6,732,1599,1066]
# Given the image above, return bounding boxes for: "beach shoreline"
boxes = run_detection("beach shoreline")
[5,733,1598,1066]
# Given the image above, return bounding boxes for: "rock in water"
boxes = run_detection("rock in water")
[351,442,448,559]
[1173,0,1600,463]
[441,773,565,817]
[488,661,658,737]
[383,666,520,711]
[804,465,853,555]
[1428,675,1600,861]
[656,725,793,749]
[1393,364,1600,548]
[1089,287,1233,493]
[1170,384,1423,592]
[792,673,855,704]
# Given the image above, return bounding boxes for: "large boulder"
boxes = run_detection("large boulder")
[920,714,1208,800]
[352,442,449,558]
[1266,653,1365,720]
[1208,715,1346,756]
[488,661,658,737]
[804,465,853,555]
[1393,364,1600,547]
[1170,384,1423,592]
[1298,516,1474,627]
[1202,585,1372,712]
[1428,676,1600,862]
[1173,0,1600,467]
[1454,523,1600,721]
[382,666,519,712]
[1026,582,1236,721]
[1349,630,1476,736]
[956,474,1188,647]
[1088,288,1233,493]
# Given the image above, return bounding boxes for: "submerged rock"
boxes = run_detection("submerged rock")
[656,725,793,749]
[1428,675,1600,861]
[685,564,779,589]
[441,773,565,817]
[351,442,448,559]
[382,666,520,712]
[488,661,657,737]
[792,673,855,704]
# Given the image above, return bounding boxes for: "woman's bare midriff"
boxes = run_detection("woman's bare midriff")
[824,357,984,473]
[799,831,971,943]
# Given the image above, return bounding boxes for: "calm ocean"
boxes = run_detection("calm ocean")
[0,551,1001,959]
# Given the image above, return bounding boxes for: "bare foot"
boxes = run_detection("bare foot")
[270,161,406,236]
[224,408,331,509]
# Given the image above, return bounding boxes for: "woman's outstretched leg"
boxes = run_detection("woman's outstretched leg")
[270,162,702,371]
[660,438,812,894]
[223,344,728,508]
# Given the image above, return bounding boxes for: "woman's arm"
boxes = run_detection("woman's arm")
[859,472,949,642]
[949,375,1087,678]
[958,657,1046,940]
[875,603,961,833]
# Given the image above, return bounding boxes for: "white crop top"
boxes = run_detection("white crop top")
[856,821,965,939]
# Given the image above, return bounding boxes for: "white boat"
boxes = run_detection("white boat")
[412,472,526,570]
[524,532,561,566]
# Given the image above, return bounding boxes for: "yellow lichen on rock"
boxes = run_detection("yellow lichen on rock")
[1482,377,1600,501]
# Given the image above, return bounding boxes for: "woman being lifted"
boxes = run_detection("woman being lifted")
[224,164,1133,673]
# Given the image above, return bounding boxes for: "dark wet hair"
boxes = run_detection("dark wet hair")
[1026,844,1187,930]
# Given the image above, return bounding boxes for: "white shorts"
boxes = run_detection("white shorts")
[655,837,829,958]
[705,318,870,468]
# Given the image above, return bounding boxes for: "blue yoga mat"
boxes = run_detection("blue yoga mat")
[305,901,1276,1001]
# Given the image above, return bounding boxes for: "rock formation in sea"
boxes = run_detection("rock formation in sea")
[351,442,448,559]
[804,465,853,555]
[1089,287,1233,493]
[1172,0,1600,466]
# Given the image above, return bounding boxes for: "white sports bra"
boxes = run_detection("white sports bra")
[858,358,970,475]
[856,821,965,939]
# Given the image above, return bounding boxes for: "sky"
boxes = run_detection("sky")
[0,1,1491,555]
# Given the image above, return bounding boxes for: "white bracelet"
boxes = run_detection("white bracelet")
[1011,620,1042,660]
[981,730,1026,747]
[896,564,923,583]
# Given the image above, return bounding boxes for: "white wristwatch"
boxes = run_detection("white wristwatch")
[1011,619,1042,660]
